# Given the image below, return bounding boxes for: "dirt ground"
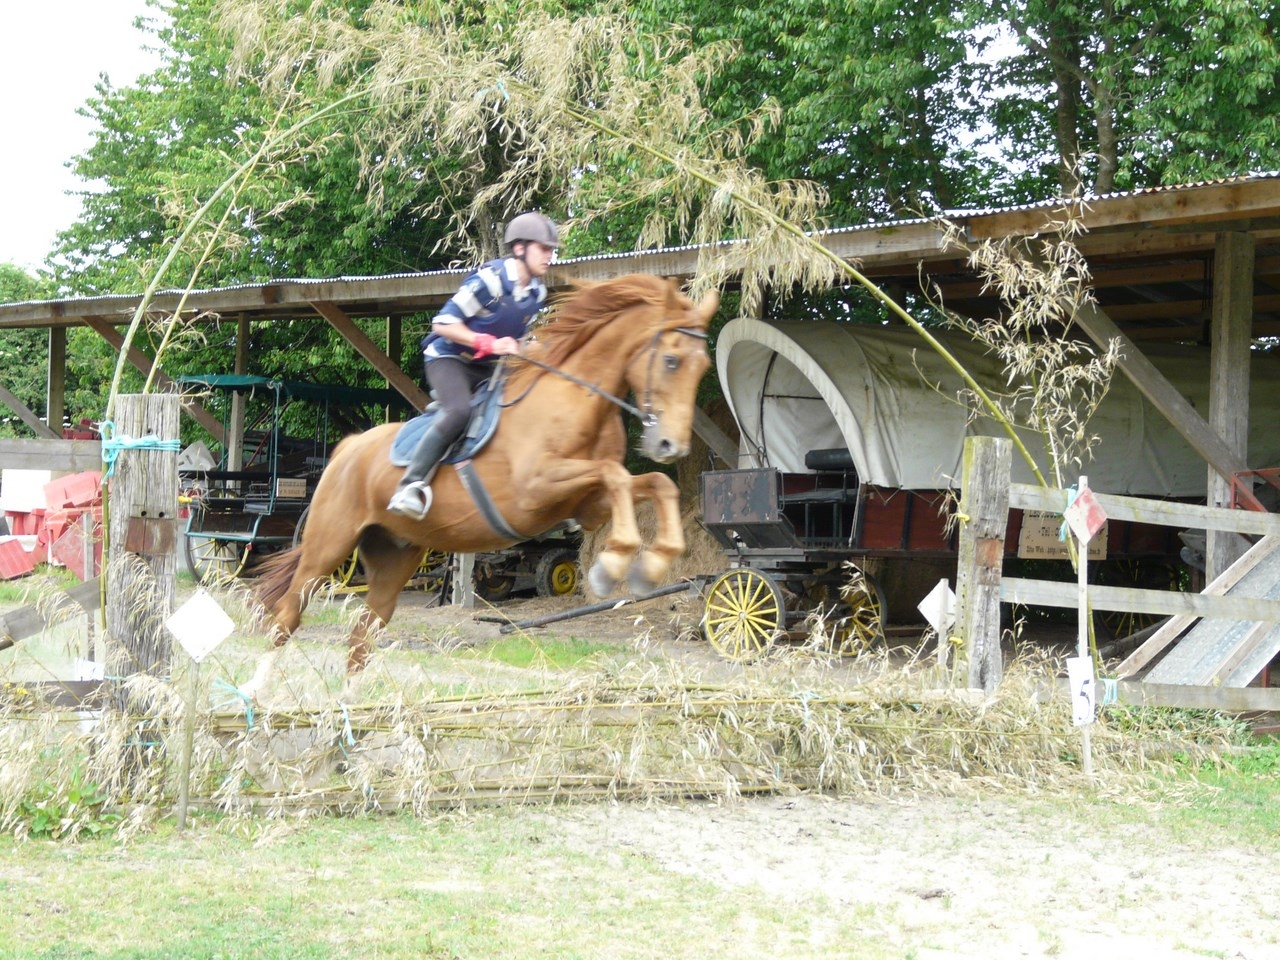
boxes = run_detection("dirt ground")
[353,588,1280,960]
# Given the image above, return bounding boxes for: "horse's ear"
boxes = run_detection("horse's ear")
[695,289,720,325]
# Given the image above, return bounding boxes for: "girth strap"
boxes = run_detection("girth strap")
[454,459,526,542]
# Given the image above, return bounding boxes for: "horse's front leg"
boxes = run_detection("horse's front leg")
[624,471,685,595]
[520,458,645,596]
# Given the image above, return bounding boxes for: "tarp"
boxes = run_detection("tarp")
[715,318,1280,496]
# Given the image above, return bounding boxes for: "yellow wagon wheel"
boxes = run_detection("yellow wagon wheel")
[535,547,581,597]
[702,568,786,662]
[831,570,888,658]
[184,534,251,586]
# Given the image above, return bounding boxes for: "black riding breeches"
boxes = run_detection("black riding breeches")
[425,356,493,445]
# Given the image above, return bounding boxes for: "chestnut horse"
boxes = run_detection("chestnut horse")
[252,274,716,681]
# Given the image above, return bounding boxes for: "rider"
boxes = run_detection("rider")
[387,211,559,519]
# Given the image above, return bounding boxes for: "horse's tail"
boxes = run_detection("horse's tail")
[254,545,303,615]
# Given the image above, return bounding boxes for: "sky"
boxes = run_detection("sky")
[0,1,163,273]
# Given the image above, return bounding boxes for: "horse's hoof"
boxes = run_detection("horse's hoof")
[587,561,618,598]
[626,564,658,598]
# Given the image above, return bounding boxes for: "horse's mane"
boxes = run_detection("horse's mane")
[507,275,692,391]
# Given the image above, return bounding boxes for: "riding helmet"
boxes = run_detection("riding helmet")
[503,211,560,249]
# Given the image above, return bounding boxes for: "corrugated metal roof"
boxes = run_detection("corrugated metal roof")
[8,170,1280,311]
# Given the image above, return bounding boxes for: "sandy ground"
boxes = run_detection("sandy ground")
[539,793,1280,960]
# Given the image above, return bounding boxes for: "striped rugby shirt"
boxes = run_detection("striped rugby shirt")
[422,257,548,363]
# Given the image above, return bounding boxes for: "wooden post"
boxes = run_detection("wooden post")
[105,394,180,703]
[47,326,66,436]
[1206,231,1254,580]
[954,436,1012,692]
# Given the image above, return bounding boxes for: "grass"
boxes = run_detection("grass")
[0,564,81,605]
[0,809,875,960]
[2,753,1278,959]
[457,634,629,670]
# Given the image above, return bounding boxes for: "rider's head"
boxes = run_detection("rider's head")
[504,212,558,279]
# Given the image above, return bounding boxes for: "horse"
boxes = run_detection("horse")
[249,274,717,688]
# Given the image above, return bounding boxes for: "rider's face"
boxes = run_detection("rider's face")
[519,241,555,278]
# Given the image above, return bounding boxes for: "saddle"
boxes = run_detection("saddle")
[390,371,505,467]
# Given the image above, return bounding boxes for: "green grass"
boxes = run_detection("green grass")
[0,810,874,960]
[458,634,629,670]
[0,564,81,604]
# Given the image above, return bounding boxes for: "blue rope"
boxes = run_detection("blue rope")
[1099,677,1119,707]
[1058,484,1079,541]
[99,419,181,479]
[339,702,356,747]
[212,677,255,730]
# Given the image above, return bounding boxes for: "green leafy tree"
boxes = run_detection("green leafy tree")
[0,265,54,437]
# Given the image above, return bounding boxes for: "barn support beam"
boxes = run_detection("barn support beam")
[1206,231,1254,580]
[1071,301,1249,488]
[311,300,430,411]
[82,316,226,445]
[0,383,58,438]
[47,326,66,435]
[228,314,250,473]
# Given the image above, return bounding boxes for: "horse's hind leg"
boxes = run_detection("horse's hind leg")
[344,536,426,674]
[273,530,365,641]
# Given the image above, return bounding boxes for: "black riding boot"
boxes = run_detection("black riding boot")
[388,424,453,519]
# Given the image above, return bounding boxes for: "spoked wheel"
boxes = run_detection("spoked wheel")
[415,549,452,603]
[184,534,251,586]
[702,568,786,662]
[535,547,580,597]
[830,570,888,658]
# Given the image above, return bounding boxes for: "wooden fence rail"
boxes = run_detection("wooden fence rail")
[956,437,1280,693]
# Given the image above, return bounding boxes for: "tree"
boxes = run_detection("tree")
[0,264,54,437]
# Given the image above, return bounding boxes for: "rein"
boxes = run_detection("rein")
[508,325,707,425]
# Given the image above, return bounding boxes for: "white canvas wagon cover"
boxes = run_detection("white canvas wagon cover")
[716,318,1280,496]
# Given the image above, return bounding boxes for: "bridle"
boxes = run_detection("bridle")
[506,325,707,428]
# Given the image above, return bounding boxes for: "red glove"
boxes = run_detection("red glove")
[471,333,497,359]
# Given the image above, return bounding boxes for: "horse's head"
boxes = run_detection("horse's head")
[626,282,717,463]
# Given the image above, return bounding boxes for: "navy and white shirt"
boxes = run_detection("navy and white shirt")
[422,257,548,363]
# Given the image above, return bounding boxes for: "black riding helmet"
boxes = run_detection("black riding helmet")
[503,211,560,251]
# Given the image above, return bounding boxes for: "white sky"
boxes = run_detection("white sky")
[0,1,163,273]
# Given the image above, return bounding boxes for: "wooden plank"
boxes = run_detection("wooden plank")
[692,407,737,468]
[1114,680,1280,713]
[954,436,1012,692]
[1008,484,1280,538]
[311,301,430,411]
[0,679,104,709]
[1113,535,1280,677]
[0,577,102,649]
[1070,301,1248,486]
[1001,576,1280,621]
[47,327,66,438]
[0,438,103,472]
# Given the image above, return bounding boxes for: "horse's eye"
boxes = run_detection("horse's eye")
[664,355,681,372]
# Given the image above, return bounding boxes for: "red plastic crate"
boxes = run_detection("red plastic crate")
[0,537,35,579]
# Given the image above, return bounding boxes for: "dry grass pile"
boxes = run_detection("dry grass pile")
[0,638,1250,831]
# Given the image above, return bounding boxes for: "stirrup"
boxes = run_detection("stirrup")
[387,481,433,520]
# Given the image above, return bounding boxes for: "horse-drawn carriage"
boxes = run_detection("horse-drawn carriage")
[694,317,1280,661]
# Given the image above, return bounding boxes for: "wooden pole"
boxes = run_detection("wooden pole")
[105,394,180,707]
[954,436,1012,692]
[1206,231,1254,580]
